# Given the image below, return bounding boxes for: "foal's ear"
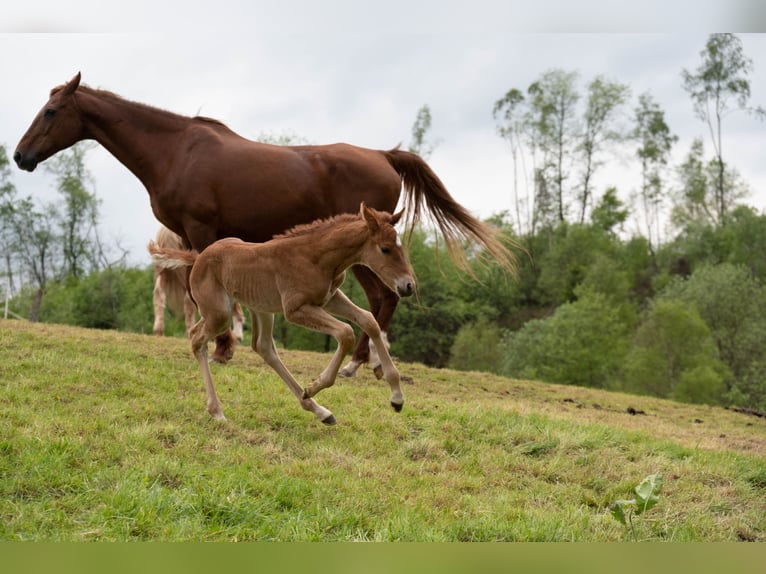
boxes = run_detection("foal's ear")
[63,72,81,96]
[360,201,380,232]
[391,208,404,226]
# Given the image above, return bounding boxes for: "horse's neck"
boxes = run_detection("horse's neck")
[76,90,189,191]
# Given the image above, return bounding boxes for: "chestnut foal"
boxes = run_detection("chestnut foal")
[149,203,415,425]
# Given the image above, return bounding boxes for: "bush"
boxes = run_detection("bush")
[622,299,729,405]
[448,318,503,373]
[501,290,630,389]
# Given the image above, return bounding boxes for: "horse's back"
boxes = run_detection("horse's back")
[174,138,402,247]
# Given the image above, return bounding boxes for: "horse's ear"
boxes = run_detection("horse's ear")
[391,208,404,226]
[63,72,81,96]
[360,202,380,232]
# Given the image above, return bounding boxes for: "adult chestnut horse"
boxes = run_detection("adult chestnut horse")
[14,72,515,368]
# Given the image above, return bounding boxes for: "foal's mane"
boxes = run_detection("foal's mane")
[54,83,230,129]
[273,213,361,240]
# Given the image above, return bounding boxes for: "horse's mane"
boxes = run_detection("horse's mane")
[54,83,230,130]
[274,213,361,240]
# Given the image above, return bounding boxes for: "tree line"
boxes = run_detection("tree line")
[1,34,765,411]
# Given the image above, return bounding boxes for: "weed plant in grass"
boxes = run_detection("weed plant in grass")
[1,319,765,541]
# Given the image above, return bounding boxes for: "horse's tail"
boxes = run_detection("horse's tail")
[148,240,198,270]
[383,147,518,276]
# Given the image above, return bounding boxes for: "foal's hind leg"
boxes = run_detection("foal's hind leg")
[251,311,336,425]
[324,290,404,412]
[189,315,229,421]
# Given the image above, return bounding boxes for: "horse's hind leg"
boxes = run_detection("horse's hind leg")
[342,266,401,380]
[231,303,246,343]
[251,311,335,425]
[152,273,166,336]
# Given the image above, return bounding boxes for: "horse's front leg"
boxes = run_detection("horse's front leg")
[323,291,403,412]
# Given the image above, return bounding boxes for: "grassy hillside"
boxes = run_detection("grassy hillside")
[1,318,765,541]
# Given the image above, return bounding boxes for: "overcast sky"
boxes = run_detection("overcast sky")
[2,1,765,265]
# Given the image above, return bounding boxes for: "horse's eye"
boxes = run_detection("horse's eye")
[44,108,56,118]
[381,246,391,255]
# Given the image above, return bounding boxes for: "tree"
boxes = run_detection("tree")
[0,188,59,321]
[672,138,748,228]
[0,143,114,321]
[577,76,630,223]
[493,89,530,234]
[0,145,18,295]
[408,104,440,160]
[681,33,765,223]
[591,186,628,235]
[527,69,580,224]
[632,92,677,250]
[45,143,106,278]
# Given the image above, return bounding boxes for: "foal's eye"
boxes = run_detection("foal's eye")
[44,108,56,118]
[381,246,392,255]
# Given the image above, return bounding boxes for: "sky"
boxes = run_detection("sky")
[1,1,765,266]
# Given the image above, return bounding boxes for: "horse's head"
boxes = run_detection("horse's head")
[14,72,84,172]
[359,202,415,298]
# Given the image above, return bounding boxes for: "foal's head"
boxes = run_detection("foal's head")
[15,72,84,172]
[359,202,415,298]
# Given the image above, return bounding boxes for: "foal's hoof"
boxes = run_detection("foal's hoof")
[209,356,229,365]
[321,414,337,426]
[391,401,404,413]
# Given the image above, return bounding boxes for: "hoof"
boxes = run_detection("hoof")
[321,414,337,426]
[391,401,404,413]
[402,375,415,385]
[339,368,354,378]
[209,356,228,365]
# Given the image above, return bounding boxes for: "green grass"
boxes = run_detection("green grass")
[1,319,765,541]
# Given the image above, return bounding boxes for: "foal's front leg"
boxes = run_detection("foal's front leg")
[322,291,404,412]
[284,304,357,400]
[251,311,336,425]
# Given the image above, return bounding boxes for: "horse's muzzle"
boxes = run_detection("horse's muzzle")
[13,150,38,172]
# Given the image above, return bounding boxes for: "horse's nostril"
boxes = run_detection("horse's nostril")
[13,151,21,165]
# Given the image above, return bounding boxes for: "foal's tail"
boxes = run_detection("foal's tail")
[383,147,518,276]
[148,240,198,270]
